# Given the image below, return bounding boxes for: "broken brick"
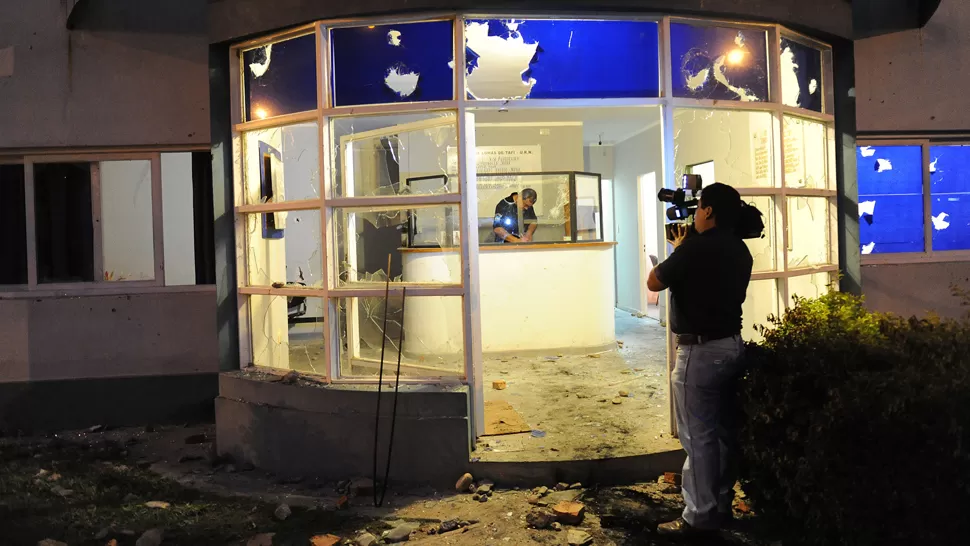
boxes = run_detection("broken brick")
[552,501,586,525]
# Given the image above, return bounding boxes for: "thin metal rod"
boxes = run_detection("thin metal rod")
[372,253,392,507]
[378,285,406,506]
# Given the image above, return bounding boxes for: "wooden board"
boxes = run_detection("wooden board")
[482,400,532,436]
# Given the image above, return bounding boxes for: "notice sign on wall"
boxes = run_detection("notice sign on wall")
[753,129,771,182]
[447,145,542,188]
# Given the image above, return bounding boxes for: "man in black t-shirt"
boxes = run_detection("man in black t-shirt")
[492,188,538,243]
[647,183,753,537]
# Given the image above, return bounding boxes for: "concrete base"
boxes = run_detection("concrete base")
[215,372,471,488]
[0,373,218,433]
[215,371,687,489]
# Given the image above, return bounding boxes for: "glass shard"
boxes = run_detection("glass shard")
[464,19,660,100]
[783,116,828,189]
[246,210,323,290]
[780,38,823,112]
[242,122,320,205]
[243,33,317,121]
[787,196,832,268]
[674,109,775,188]
[249,294,326,374]
[671,23,768,102]
[330,21,454,107]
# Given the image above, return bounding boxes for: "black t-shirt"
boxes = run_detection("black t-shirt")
[655,227,753,337]
[493,196,538,243]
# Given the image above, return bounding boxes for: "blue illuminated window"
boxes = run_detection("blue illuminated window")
[464,19,660,100]
[243,33,317,121]
[930,145,970,251]
[670,23,768,102]
[857,145,924,254]
[780,38,823,112]
[330,21,454,107]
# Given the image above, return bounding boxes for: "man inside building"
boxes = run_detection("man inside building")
[492,188,538,243]
[646,182,754,537]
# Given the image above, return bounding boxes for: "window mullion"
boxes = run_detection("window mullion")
[90,162,104,283]
[24,161,38,288]
[151,154,165,286]
[923,143,933,256]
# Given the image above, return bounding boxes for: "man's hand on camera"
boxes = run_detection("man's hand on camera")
[667,224,689,249]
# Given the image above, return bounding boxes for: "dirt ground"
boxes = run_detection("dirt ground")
[478,312,680,461]
[0,424,776,546]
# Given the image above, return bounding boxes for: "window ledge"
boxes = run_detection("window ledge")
[0,284,216,300]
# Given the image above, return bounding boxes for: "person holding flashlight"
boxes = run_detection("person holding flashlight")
[492,188,538,243]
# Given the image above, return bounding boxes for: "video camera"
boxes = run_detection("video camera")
[657,174,765,240]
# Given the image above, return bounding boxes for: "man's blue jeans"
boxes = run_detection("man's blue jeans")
[671,335,744,529]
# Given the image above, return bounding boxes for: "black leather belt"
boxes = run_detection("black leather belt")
[675,333,737,346]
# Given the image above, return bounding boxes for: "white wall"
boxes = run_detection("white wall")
[0,0,208,148]
[856,0,970,133]
[613,126,665,313]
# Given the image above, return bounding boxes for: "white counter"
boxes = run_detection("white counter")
[401,242,617,356]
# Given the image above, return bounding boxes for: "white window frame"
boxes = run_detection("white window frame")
[0,148,213,298]
[857,137,970,265]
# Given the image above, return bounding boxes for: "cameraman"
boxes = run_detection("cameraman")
[647,182,753,537]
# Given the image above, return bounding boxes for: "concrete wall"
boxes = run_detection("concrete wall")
[855,0,970,133]
[862,263,970,319]
[0,0,209,149]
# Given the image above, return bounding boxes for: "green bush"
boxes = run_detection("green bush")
[739,291,970,546]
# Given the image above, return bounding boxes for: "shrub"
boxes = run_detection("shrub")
[739,291,970,546]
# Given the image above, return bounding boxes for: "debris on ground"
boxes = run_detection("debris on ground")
[144,501,171,509]
[273,503,291,521]
[567,529,593,545]
[526,509,557,529]
[383,523,415,543]
[355,532,378,546]
[309,534,341,546]
[552,501,586,525]
[492,380,507,390]
[135,529,164,546]
[456,472,474,492]
[246,533,275,546]
[663,472,683,486]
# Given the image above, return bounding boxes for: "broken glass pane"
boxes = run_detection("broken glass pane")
[478,173,570,243]
[100,160,155,281]
[160,153,198,286]
[464,19,660,100]
[674,109,775,188]
[243,33,317,121]
[573,173,602,241]
[330,20,454,107]
[670,23,768,102]
[743,195,776,272]
[246,210,323,289]
[856,145,924,254]
[242,122,320,205]
[742,279,778,342]
[330,112,458,198]
[334,204,461,288]
[930,145,970,251]
[787,196,833,268]
[787,272,832,306]
[249,294,326,374]
[783,116,828,189]
[334,294,464,379]
[780,38,823,112]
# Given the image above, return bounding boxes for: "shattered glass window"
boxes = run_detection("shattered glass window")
[787,197,832,268]
[243,33,317,121]
[856,145,924,254]
[242,122,320,205]
[780,38,823,112]
[674,109,775,188]
[464,19,660,100]
[783,116,828,189]
[334,295,464,378]
[477,173,570,244]
[249,295,326,374]
[330,21,454,107]
[330,113,458,198]
[787,272,832,306]
[742,279,778,342]
[670,23,768,102]
[743,195,776,272]
[334,205,461,288]
[930,145,970,251]
[246,210,323,290]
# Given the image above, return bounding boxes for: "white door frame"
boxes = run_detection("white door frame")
[636,172,661,315]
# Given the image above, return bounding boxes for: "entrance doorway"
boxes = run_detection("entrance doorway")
[637,172,663,320]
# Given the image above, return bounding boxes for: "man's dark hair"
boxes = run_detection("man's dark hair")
[699,182,742,229]
[521,188,538,202]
